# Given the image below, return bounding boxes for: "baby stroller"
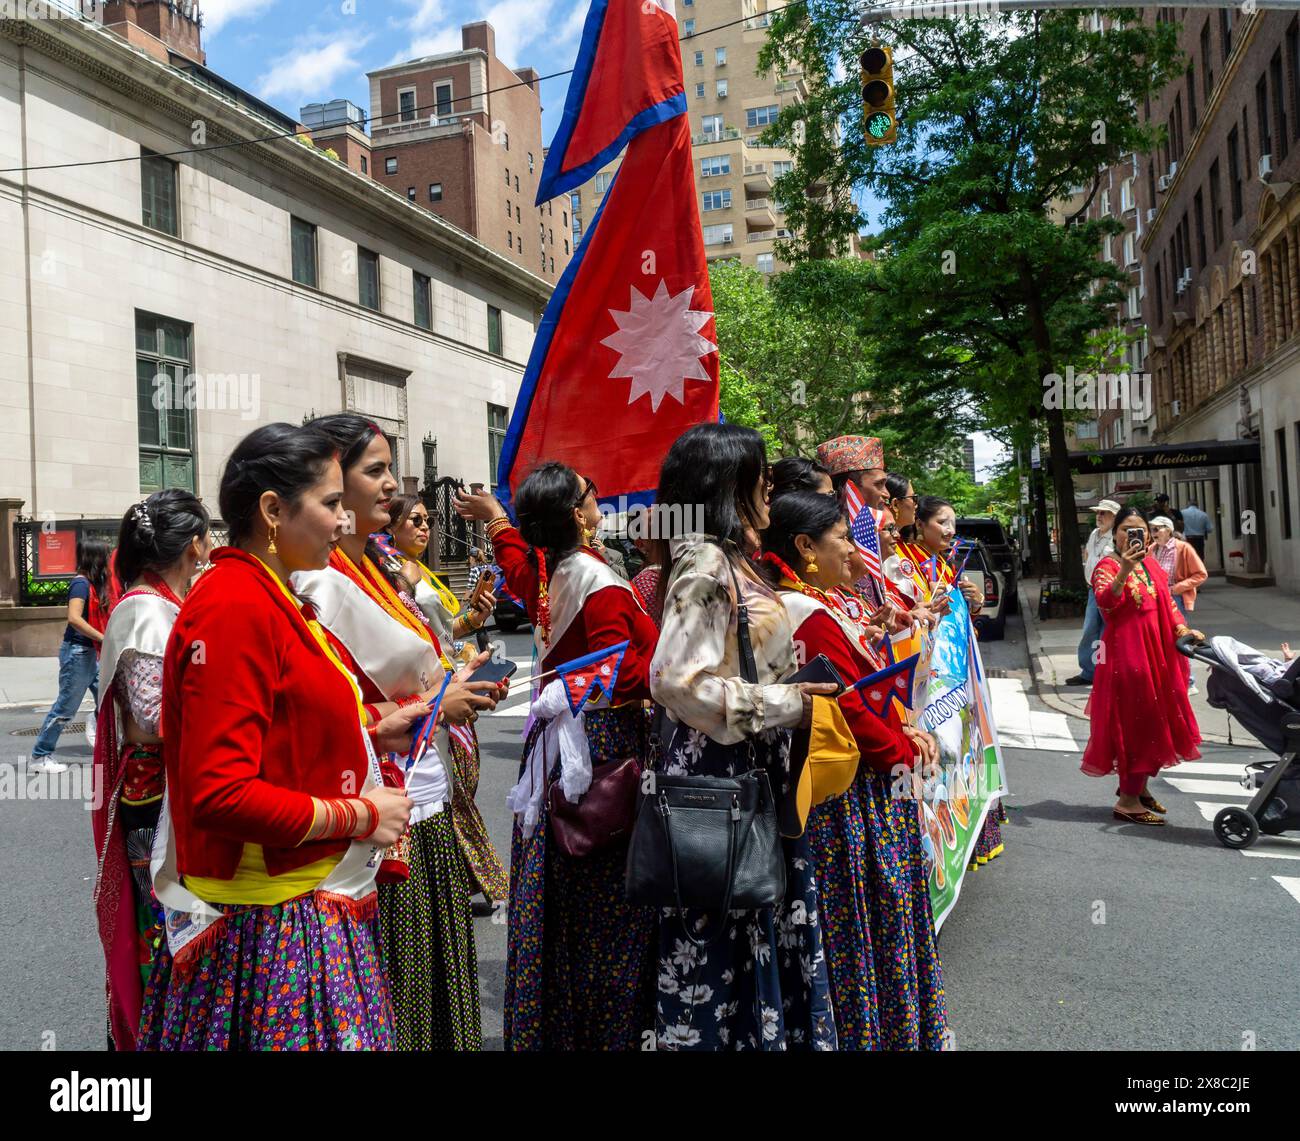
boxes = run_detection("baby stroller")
[1177,634,1300,850]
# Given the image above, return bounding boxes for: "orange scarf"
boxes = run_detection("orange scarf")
[329,547,441,656]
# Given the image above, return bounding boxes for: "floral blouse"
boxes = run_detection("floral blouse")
[114,649,162,736]
[650,535,804,745]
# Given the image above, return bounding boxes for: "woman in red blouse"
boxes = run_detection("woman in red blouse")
[138,423,424,1051]
[455,464,660,1051]
[761,491,947,1050]
[1081,506,1204,825]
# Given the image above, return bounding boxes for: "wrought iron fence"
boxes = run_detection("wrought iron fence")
[422,476,485,568]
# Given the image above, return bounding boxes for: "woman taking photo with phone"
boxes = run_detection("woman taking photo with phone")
[1081,507,1204,825]
[455,463,660,1051]
[760,491,947,1051]
[299,414,501,1050]
[649,423,841,1051]
[139,424,422,1050]
[93,490,210,1051]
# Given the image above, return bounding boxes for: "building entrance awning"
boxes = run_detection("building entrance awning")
[1067,438,1261,475]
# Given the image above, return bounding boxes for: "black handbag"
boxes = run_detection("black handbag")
[625,547,787,946]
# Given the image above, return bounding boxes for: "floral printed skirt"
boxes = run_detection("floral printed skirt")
[137,893,394,1051]
[503,704,657,1051]
[971,798,1007,866]
[654,725,837,1051]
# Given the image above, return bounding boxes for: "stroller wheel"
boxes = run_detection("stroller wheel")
[1213,807,1259,850]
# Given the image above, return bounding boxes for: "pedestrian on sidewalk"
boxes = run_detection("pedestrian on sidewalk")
[1080,507,1204,826]
[1150,516,1209,695]
[1178,499,1213,559]
[30,538,112,774]
[1065,499,1119,687]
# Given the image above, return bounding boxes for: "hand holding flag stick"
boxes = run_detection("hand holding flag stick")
[507,641,631,716]
[848,654,921,721]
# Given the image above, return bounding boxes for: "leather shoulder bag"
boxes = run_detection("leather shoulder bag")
[625,547,787,946]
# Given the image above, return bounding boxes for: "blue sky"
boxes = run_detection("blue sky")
[201,0,592,139]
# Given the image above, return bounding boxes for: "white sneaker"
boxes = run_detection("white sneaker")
[30,758,69,774]
[1188,684,1200,696]
[84,718,96,749]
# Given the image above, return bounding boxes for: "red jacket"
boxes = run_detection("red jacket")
[161,548,366,880]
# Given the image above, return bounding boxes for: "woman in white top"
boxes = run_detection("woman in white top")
[649,423,840,1051]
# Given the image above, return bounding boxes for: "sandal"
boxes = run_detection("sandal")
[1116,789,1168,815]
[1113,807,1165,826]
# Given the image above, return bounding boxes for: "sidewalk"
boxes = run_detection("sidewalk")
[0,655,93,711]
[1018,575,1300,749]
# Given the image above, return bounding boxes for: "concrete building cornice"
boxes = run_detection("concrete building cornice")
[0,14,553,309]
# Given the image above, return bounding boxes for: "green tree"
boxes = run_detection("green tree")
[760,8,1182,586]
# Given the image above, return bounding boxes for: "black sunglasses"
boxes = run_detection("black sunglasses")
[574,478,597,507]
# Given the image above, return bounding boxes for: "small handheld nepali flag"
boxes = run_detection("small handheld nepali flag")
[407,671,453,774]
[555,640,629,717]
[849,653,921,721]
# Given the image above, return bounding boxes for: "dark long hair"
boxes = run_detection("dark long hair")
[219,423,339,546]
[769,456,831,501]
[885,471,912,502]
[758,491,847,587]
[384,493,425,548]
[515,461,583,574]
[76,538,111,610]
[116,489,210,586]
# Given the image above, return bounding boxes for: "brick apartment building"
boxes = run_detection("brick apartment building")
[363,22,572,287]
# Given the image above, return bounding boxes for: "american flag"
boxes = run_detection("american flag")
[843,482,886,603]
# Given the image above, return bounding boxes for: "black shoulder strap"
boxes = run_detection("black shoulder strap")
[722,553,760,686]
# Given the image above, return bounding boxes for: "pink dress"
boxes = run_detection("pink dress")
[1080,555,1202,782]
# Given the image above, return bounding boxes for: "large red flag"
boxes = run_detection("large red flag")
[498,1,720,510]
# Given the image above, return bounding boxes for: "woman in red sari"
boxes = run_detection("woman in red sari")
[1081,506,1204,825]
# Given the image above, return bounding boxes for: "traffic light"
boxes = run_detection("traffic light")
[860,44,897,146]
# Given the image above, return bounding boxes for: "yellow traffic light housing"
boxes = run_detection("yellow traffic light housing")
[860,44,897,146]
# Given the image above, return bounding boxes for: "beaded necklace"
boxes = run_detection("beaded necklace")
[1125,559,1157,606]
[760,551,883,665]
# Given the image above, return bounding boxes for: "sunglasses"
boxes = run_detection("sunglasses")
[574,478,597,507]
[408,513,430,527]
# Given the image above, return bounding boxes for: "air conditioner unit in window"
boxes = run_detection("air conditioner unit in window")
[717,90,728,98]
[1171,399,1181,416]
[1145,207,1157,223]
[722,235,733,244]
[1259,153,1274,180]
[1126,256,1140,269]
[1168,160,1178,179]
[1156,174,1171,192]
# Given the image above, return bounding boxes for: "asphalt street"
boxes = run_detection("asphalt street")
[2,611,1297,1051]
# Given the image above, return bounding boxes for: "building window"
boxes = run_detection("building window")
[757,252,774,274]
[702,113,724,139]
[508,231,513,249]
[1187,64,1197,131]
[517,205,522,223]
[701,155,731,177]
[385,156,397,174]
[1228,125,1243,221]
[1278,428,1293,540]
[573,217,582,239]
[564,238,569,255]
[488,403,508,487]
[398,88,416,122]
[1123,230,1137,266]
[683,18,695,35]
[703,189,732,211]
[135,312,195,493]
[694,50,704,67]
[519,236,524,255]
[140,148,178,236]
[407,186,416,200]
[716,47,727,66]
[429,182,443,202]
[1099,188,1110,216]
[1209,158,1224,247]
[1257,75,1272,162]
[746,104,781,129]
[505,167,510,186]
[562,210,568,226]
[1193,189,1206,267]
[504,132,510,151]
[570,191,581,213]
[772,160,794,176]
[717,79,728,98]
[291,216,317,287]
[413,271,431,330]
[696,83,706,99]
[1272,50,1289,160]
[550,256,555,273]
[487,305,503,356]
[506,199,512,217]
[515,174,520,192]
[1201,21,1213,99]
[1220,8,1233,62]
[360,155,368,174]
[1119,177,1133,211]
[594,170,614,194]
[358,247,380,310]
[702,223,734,245]
[1290,21,1300,144]
[1155,259,1164,325]
[435,82,453,120]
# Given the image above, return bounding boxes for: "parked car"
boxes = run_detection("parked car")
[956,541,1007,640]
[956,516,1018,614]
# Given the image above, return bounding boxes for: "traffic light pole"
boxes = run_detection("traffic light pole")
[861,0,1300,23]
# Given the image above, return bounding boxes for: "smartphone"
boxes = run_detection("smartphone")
[786,653,846,693]
[1125,526,1145,551]
[470,482,486,495]
[465,657,518,685]
[468,574,492,609]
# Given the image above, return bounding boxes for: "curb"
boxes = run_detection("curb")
[1015,580,1261,750]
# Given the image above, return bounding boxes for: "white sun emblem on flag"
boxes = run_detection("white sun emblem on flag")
[601,279,717,412]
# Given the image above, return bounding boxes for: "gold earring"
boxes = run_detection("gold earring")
[268,522,278,556]
[805,556,819,575]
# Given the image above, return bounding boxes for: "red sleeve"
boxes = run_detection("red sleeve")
[798,610,915,773]
[490,524,539,620]
[174,598,315,847]
[581,585,659,703]
[1091,556,1126,616]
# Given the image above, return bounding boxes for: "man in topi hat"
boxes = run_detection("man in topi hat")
[816,435,889,510]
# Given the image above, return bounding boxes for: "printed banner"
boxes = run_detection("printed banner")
[893,591,1008,929]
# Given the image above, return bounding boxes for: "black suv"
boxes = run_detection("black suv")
[955,516,1018,613]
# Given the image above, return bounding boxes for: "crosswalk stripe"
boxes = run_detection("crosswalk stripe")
[1272,877,1300,906]
[1165,761,1254,777]
[1162,777,1252,798]
[987,677,1080,752]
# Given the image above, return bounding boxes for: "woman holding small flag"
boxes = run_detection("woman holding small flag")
[139,424,423,1050]
[761,492,947,1050]
[298,414,503,1050]
[455,464,660,1051]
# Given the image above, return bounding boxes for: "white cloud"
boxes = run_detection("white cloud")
[256,35,372,103]
[393,0,587,70]
[202,0,277,37]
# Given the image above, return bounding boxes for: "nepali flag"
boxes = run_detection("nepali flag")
[497,1,719,512]
[844,481,886,604]
[849,654,921,721]
[555,640,629,716]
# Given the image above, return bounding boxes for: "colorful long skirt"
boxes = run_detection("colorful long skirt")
[448,731,510,902]
[859,769,946,1050]
[377,808,481,1050]
[654,725,837,1052]
[971,798,1007,866]
[137,893,393,1051]
[504,704,657,1051]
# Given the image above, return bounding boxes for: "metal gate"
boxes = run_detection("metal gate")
[423,476,485,567]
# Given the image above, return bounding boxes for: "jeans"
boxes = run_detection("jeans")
[32,641,99,759]
[1186,534,1206,559]
[1175,596,1195,689]
[1075,590,1105,681]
